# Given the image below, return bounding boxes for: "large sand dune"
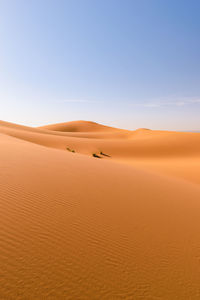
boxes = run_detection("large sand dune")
[1,120,200,299]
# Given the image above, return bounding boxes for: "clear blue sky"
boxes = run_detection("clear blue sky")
[0,0,200,130]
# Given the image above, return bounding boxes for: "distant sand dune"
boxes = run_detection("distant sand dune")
[39,120,127,132]
[1,120,200,299]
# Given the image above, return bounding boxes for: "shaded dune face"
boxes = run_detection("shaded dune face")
[1,121,200,299]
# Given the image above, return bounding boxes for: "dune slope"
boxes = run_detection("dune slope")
[1,121,200,299]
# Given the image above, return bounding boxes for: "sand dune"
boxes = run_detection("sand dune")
[39,120,127,133]
[1,120,200,299]
[1,120,200,183]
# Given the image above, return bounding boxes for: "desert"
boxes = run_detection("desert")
[1,1,200,298]
[1,120,200,299]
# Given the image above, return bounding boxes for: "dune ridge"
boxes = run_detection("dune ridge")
[1,120,200,299]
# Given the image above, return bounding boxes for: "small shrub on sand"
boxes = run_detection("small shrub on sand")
[92,153,101,158]
[100,151,110,157]
[66,147,75,153]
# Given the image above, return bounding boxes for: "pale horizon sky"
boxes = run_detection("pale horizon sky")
[0,0,200,131]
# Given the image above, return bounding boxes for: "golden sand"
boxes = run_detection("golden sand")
[0,120,200,299]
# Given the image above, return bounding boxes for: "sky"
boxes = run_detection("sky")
[0,0,200,131]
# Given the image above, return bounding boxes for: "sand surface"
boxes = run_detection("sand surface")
[1,120,200,299]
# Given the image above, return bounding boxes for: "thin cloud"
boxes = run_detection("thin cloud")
[61,99,100,103]
[135,98,200,108]
[190,99,200,104]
